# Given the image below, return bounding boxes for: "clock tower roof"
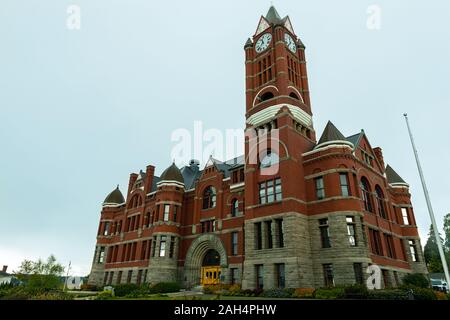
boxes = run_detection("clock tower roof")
[265,5,282,24]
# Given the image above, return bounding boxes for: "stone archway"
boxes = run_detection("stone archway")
[184,234,228,287]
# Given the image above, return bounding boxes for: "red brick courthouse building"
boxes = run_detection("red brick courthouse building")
[88,6,427,289]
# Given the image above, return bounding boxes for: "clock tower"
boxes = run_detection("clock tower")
[242,6,317,289]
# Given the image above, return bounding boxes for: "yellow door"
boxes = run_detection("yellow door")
[201,266,221,285]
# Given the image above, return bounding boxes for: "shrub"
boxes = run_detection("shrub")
[314,287,345,299]
[228,284,241,293]
[113,284,141,297]
[343,284,369,299]
[80,283,100,292]
[149,282,181,294]
[97,290,113,300]
[292,288,315,299]
[30,292,74,300]
[203,285,220,294]
[367,289,409,300]
[411,287,437,300]
[402,273,429,289]
[434,291,448,300]
[263,288,294,298]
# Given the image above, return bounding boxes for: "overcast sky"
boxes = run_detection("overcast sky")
[1,0,449,276]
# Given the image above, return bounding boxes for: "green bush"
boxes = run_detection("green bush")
[368,289,409,300]
[314,287,345,299]
[149,282,181,294]
[262,288,294,298]
[97,290,114,300]
[113,284,142,297]
[343,284,369,299]
[411,287,437,300]
[402,273,429,288]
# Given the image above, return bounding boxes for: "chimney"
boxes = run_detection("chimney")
[145,165,155,194]
[373,147,385,170]
[127,173,139,197]
[2,265,7,273]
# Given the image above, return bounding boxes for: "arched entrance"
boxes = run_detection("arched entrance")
[184,234,228,287]
[201,249,221,285]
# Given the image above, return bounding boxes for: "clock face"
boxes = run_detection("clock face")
[255,33,272,53]
[284,33,297,53]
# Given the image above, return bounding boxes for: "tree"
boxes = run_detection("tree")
[443,213,450,253]
[14,255,65,292]
[424,224,445,273]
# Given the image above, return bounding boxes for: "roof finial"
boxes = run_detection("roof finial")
[116,184,119,189]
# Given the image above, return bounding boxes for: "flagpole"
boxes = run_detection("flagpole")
[403,113,450,287]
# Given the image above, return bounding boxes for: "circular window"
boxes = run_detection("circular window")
[260,150,280,168]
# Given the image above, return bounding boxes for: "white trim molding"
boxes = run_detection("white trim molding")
[247,103,312,128]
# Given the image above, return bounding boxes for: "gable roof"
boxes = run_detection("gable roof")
[346,132,363,148]
[385,165,407,184]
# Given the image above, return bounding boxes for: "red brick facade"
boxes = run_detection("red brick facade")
[88,6,427,289]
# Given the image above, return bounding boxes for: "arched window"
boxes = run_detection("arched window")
[202,186,217,209]
[231,199,239,217]
[375,185,387,219]
[260,92,274,101]
[289,92,300,100]
[360,177,373,213]
[259,150,280,169]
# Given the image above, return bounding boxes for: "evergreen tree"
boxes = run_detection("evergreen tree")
[424,224,448,273]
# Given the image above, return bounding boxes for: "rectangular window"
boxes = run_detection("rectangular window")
[169,237,176,258]
[103,222,110,236]
[259,182,266,204]
[259,178,282,204]
[230,268,238,285]
[323,264,334,287]
[265,221,273,249]
[385,234,396,259]
[276,263,285,289]
[275,178,282,200]
[98,247,105,263]
[369,229,383,255]
[276,219,284,248]
[173,206,178,222]
[117,271,122,285]
[141,241,147,260]
[127,270,133,284]
[108,271,114,285]
[319,219,331,248]
[401,208,410,225]
[159,235,167,257]
[137,270,143,286]
[340,173,350,196]
[346,216,357,247]
[256,265,264,289]
[353,263,363,284]
[151,236,157,257]
[267,180,274,203]
[255,222,262,250]
[409,240,419,262]
[144,270,148,283]
[163,204,170,222]
[231,232,238,255]
[103,272,108,285]
[315,177,325,200]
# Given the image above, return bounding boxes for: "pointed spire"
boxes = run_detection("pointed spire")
[244,38,253,49]
[265,5,282,24]
[385,165,407,184]
[317,121,346,146]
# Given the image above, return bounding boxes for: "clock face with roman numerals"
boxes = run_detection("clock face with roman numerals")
[255,33,272,53]
[284,33,297,53]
